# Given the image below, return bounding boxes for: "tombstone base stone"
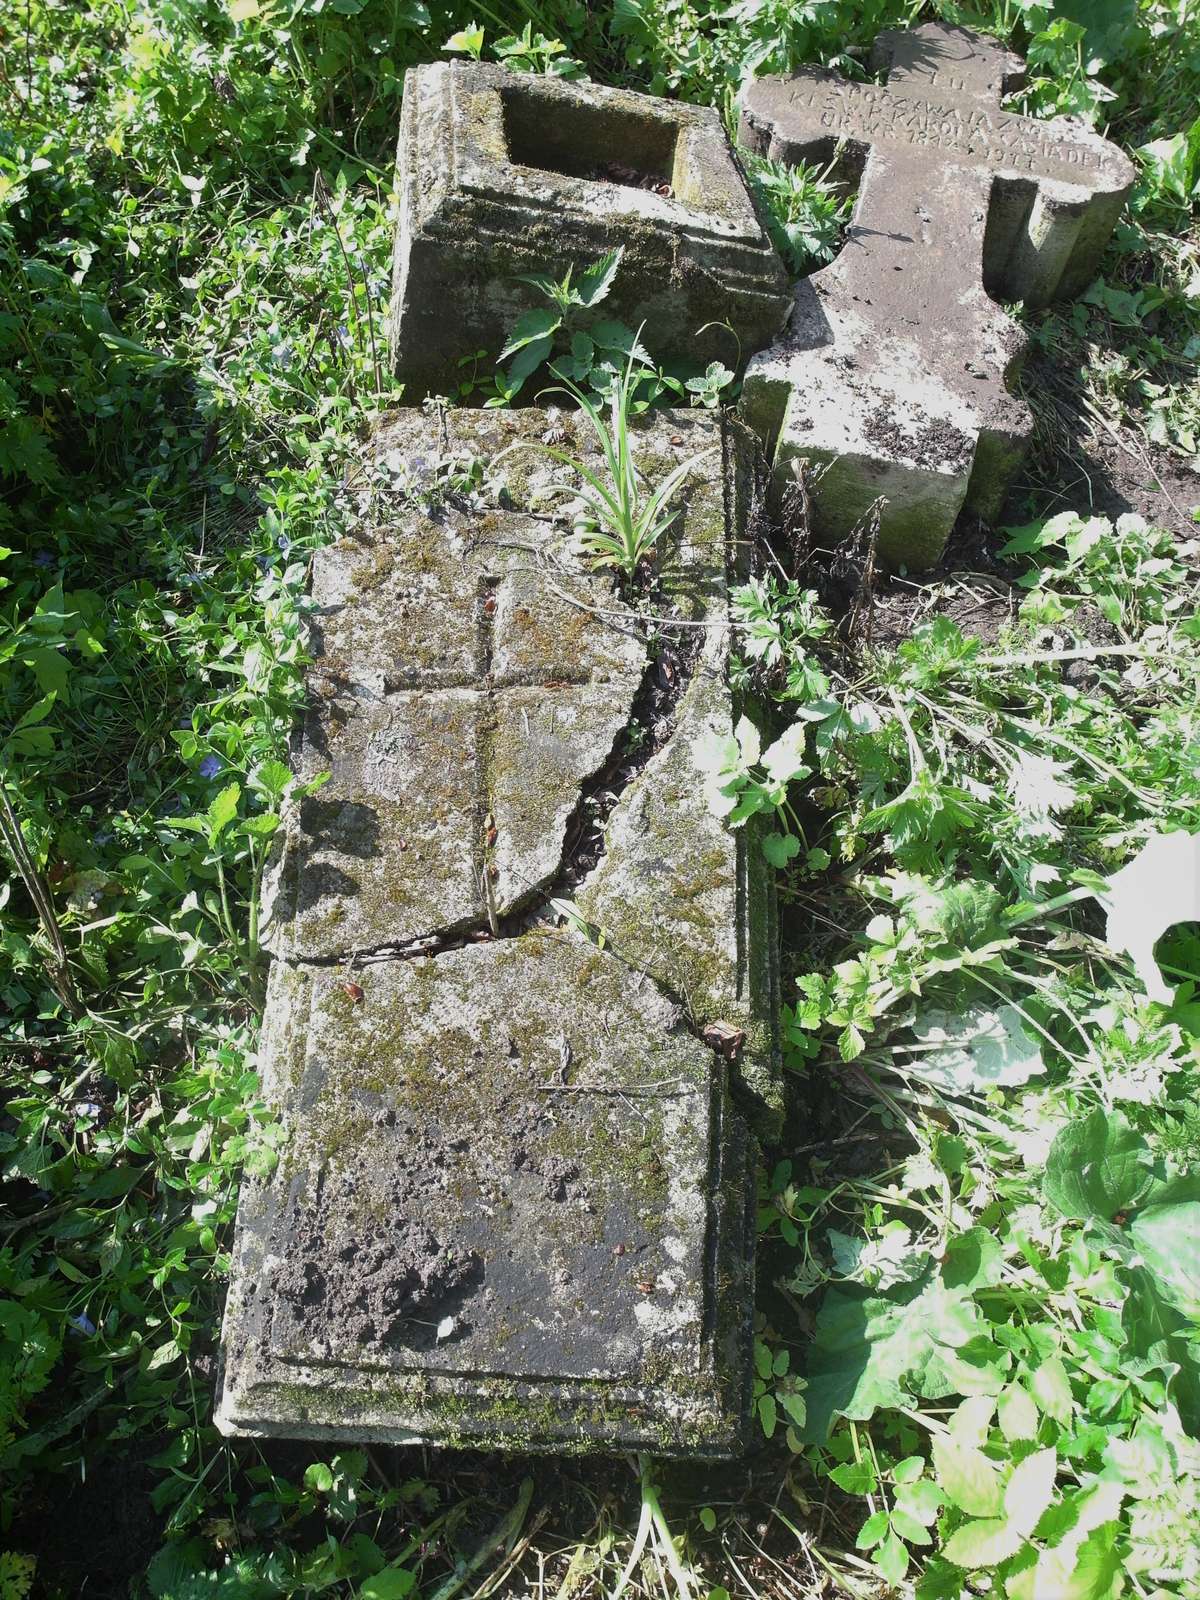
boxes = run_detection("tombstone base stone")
[389,62,791,399]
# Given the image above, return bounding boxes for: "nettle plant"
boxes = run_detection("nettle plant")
[488,246,738,412]
[695,713,814,868]
[746,151,854,277]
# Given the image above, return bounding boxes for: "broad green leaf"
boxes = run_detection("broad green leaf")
[875,1530,908,1586]
[1128,1200,1200,1317]
[949,1395,996,1447]
[931,1435,1004,1518]
[144,1338,181,1371]
[1004,1448,1057,1536]
[828,1461,876,1496]
[239,813,280,839]
[252,758,292,799]
[942,1228,1003,1293]
[1028,1355,1074,1425]
[576,246,623,307]
[207,782,241,842]
[1042,1108,1153,1222]
[498,308,561,361]
[803,1273,1004,1441]
[890,1508,933,1545]
[506,333,554,389]
[21,645,69,695]
[762,722,810,783]
[941,1518,1023,1569]
[761,832,800,868]
[855,1510,889,1551]
[757,1391,776,1438]
[14,690,56,730]
[1023,1522,1122,1600]
[358,1567,417,1599]
[734,713,761,765]
[443,20,484,55]
[896,1479,944,1527]
[996,1383,1039,1442]
[906,1004,1043,1092]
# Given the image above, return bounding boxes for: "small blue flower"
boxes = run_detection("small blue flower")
[69,1313,96,1337]
[34,549,55,568]
[94,829,114,846]
[272,342,293,370]
[334,322,351,349]
[199,754,222,779]
[276,533,291,554]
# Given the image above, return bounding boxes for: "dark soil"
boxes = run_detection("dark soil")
[273,1167,483,1353]
[1014,345,1200,547]
[16,1438,165,1599]
[583,160,673,197]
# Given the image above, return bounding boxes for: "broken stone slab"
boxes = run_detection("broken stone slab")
[388,61,791,398]
[216,939,753,1454]
[217,407,781,1455]
[737,21,1136,570]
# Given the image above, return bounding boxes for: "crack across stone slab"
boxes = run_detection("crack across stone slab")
[284,613,701,969]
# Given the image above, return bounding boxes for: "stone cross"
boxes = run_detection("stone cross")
[216,408,781,1456]
[739,22,1135,568]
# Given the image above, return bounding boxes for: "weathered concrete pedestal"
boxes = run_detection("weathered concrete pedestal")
[215,409,780,1455]
[389,62,791,397]
[739,23,1135,569]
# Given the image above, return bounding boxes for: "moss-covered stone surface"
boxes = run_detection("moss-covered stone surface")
[219,407,779,1457]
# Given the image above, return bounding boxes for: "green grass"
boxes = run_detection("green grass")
[1,0,1199,1596]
